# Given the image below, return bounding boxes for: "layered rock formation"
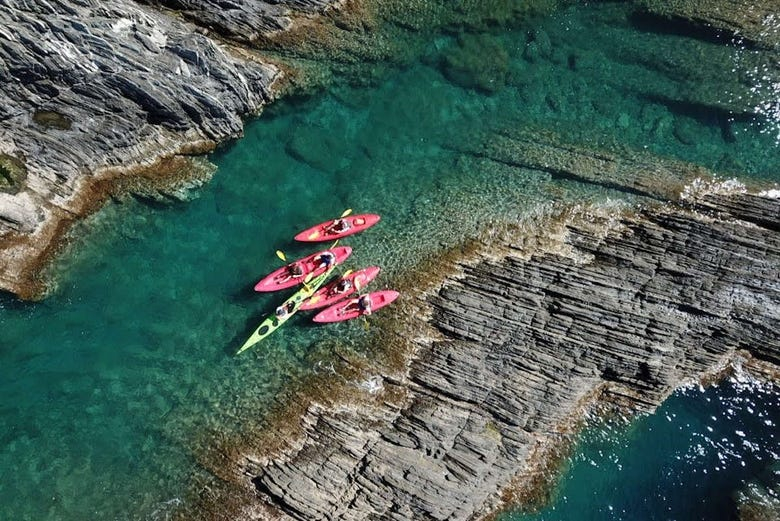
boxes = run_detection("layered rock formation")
[0,0,339,298]
[1,0,778,301]
[210,190,778,520]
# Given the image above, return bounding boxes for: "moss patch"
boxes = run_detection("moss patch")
[32,110,72,131]
[0,154,27,193]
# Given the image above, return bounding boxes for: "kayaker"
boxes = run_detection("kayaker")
[326,218,351,234]
[315,251,336,270]
[279,262,304,283]
[344,293,372,315]
[358,294,372,315]
[333,278,353,295]
[290,262,304,277]
[275,301,295,319]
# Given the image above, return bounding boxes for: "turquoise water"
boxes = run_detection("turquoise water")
[0,3,778,519]
[504,375,780,521]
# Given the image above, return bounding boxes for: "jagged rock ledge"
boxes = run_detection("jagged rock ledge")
[0,0,342,299]
[185,189,779,520]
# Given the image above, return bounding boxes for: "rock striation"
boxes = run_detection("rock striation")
[0,0,339,298]
[220,190,779,520]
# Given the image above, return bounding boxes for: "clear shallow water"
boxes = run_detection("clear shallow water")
[0,2,778,519]
[504,375,780,521]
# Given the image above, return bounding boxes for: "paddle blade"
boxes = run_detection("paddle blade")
[340,208,353,218]
[275,250,286,262]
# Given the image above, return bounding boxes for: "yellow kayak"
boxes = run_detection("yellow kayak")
[236,268,333,355]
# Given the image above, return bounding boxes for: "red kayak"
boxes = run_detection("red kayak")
[312,290,399,323]
[253,246,352,292]
[299,266,381,311]
[294,213,381,242]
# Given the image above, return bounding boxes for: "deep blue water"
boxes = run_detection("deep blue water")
[0,2,777,519]
[505,375,779,521]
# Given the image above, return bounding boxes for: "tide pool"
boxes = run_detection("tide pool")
[504,375,779,521]
[0,2,777,519]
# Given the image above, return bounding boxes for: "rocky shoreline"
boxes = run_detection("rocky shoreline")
[0,0,341,298]
[177,187,779,520]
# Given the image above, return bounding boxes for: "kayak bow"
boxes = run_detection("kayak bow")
[237,269,333,355]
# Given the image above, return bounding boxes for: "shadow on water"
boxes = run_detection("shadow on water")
[0,289,37,312]
[628,11,754,48]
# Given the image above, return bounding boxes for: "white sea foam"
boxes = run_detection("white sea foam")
[680,177,747,200]
[358,375,383,394]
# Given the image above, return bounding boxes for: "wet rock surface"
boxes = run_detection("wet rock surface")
[238,191,779,520]
[0,0,339,297]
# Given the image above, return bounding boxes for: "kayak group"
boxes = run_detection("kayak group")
[237,211,399,355]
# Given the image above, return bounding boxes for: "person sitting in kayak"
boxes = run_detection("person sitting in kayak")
[325,218,351,235]
[332,277,353,295]
[315,251,336,270]
[357,294,372,315]
[275,301,295,319]
[343,294,372,315]
[279,262,304,283]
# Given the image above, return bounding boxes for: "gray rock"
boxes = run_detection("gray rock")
[0,0,340,297]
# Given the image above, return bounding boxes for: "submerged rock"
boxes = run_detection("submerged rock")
[673,116,699,145]
[440,33,510,93]
[735,461,780,521]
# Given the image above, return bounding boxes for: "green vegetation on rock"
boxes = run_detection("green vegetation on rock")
[0,154,26,193]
